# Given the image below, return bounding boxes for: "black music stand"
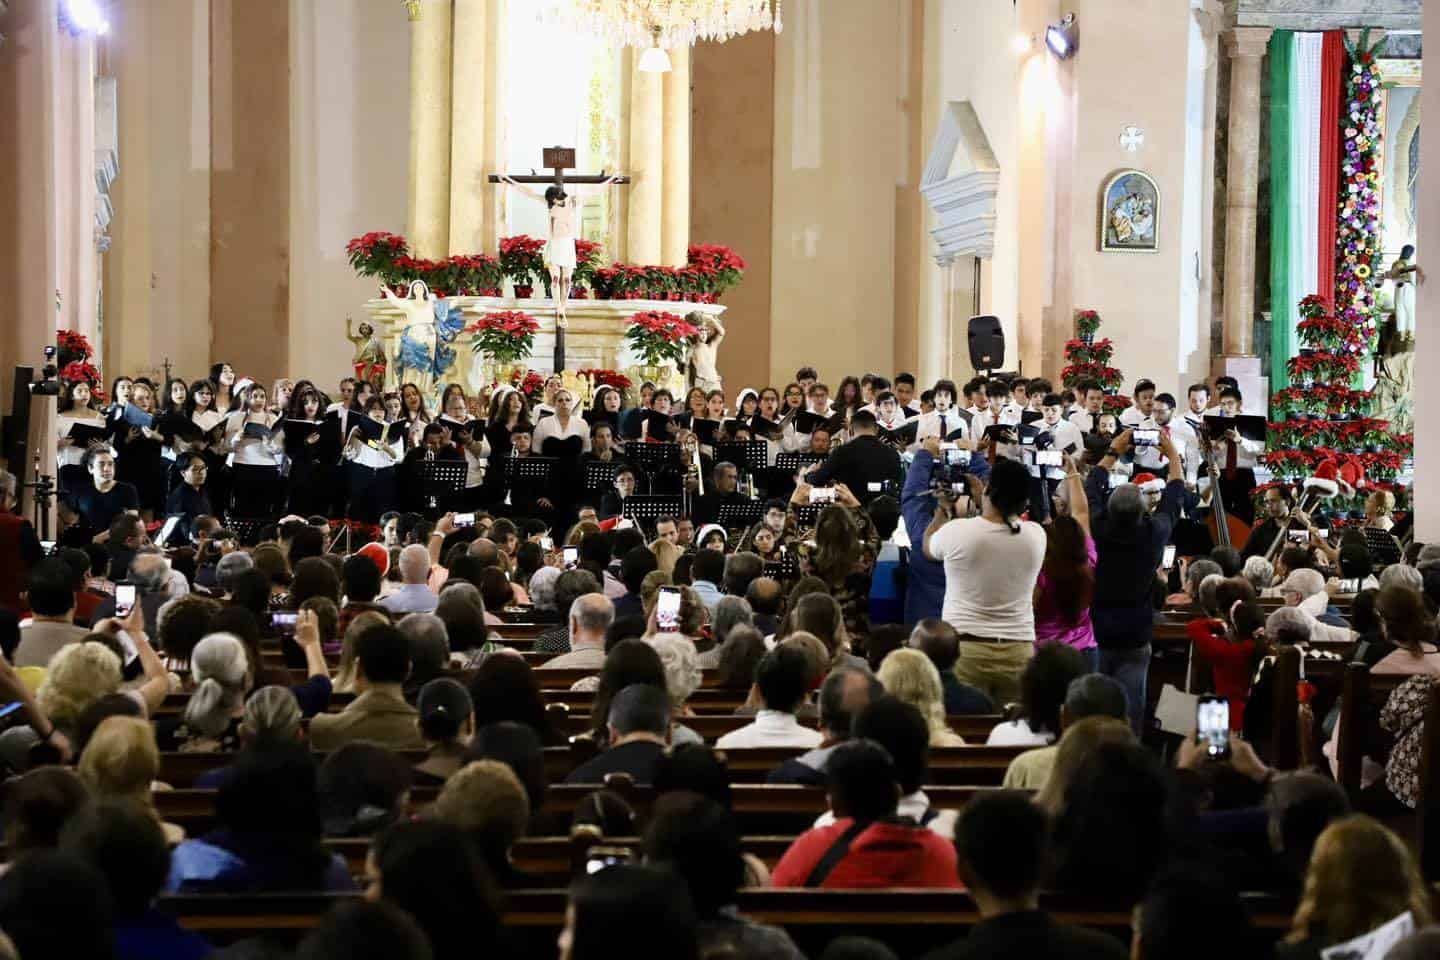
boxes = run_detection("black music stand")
[791,503,822,528]
[505,456,557,496]
[627,442,681,492]
[223,516,270,547]
[763,552,799,581]
[584,460,621,493]
[717,500,764,533]
[775,453,824,477]
[716,441,767,476]
[622,495,685,536]
[420,460,468,516]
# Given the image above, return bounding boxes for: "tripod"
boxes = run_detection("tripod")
[22,450,56,545]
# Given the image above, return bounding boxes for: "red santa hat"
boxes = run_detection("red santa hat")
[1303,459,1341,498]
[1132,472,1165,495]
[1336,456,1364,497]
[356,541,390,577]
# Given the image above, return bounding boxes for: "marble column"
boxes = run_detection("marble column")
[627,58,665,265]
[1219,26,1273,359]
[935,254,956,382]
[449,0,489,256]
[408,0,453,258]
[661,46,691,268]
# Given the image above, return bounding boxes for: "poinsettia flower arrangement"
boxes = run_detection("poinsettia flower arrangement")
[1101,394,1132,415]
[499,235,547,290]
[346,231,410,279]
[577,368,633,393]
[571,239,605,294]
[469,310,539,363]
[512,368,546,401]
[1286,351,1361,386]
[1074,309,1101,339]
[1063,338,1114,366]
[686,244,746,298]
[59,361,105,402]
[625,310,700,366]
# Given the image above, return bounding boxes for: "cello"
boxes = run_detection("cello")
[1200,419,1253,551]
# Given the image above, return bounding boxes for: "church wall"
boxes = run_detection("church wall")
[769,0,902,387]
[103,0,213,385]
[288,0,412,395]
[692,31,776,397]
[1414,0,1440,540]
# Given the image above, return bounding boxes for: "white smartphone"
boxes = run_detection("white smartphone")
[1036,450,1063,467]
[1196,696,1231,760]
[563,546,579,569]
[113,583,137,618]
[656,586,683,630]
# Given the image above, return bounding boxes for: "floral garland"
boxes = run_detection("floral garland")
[468,311,540,364]
[1334,30,1384,353]
[625,310,700,367]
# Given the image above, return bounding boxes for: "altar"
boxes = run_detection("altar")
[362,294,725,404]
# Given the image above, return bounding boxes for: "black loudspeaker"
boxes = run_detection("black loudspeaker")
[967,315,1005,371]
[3,365,35,474]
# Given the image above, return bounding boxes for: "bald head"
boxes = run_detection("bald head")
[399,544,431,584]
[466,538,501,567]
[569,592,615,646]
[745,576,784,616]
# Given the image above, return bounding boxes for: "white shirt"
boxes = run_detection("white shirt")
[928,516,1046,641]
[813,789,958,840]
[1040,419,1083,456]
[967,407,1023,460]
[462,436,490,488]
[985,718,1055,747]
[226,412,283,466]
[56,414,112,468]
[531,414,591,454]
[345,433,401,469]
[915,409,970,446]
[714,709,823,749]
[1160,417,1200,484]
[1119,405,1152,428]
[1069,409,1098,434]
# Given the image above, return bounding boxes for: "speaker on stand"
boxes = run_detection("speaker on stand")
[967,315,1006,378]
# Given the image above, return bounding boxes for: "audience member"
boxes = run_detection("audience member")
[908,618,995,715]
[716,646,822,749]
[565,684,672,784]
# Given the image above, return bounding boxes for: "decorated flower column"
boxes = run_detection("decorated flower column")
[1333,30,1385,351]
[1060,310,1131,416]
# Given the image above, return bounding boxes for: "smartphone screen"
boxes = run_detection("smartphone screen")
[454,512,475,528]
[809,487,835,504]
[113,583,137,618]
[1287,528,1308,544]
[272,611,298,636]
[562,546,579,569]
[945,448,965,465]
[1133,428,1160,447]
[1036,450,1063,467]
[539,536,554,551]
[1317,528,1329,540]
[0,702,24,722]
[1162,544,1177,569]
[1196,696,1231,759]
[157,515,181,546]
[656,586,682,630]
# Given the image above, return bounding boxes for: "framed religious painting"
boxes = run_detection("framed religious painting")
[1098,169,1160,253]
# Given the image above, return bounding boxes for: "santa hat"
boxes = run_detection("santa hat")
[1336,456,1364,497]
[695,523,728,549]
[356,541,390,577]
[1132,473,1165,495]
[1303,458,1342,498]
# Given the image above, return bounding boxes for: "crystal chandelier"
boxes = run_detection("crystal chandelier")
[539,0,783,73]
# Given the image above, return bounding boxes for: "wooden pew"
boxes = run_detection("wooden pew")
[1334,663,1411,804]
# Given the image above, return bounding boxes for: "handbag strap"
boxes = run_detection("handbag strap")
[803,820,869,888]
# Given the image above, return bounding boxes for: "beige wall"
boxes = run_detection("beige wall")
[1414,0,1440,540]
[289,0,411,394]
[692,31,775,396]
[103,0,213,384]
[769,0,903,387]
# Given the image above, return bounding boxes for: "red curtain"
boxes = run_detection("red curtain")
[1316,30,1345,311]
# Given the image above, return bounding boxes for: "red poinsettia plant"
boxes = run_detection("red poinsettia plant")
[469,310,540,363]
[686,244,746,299]
[625,310,700,366]
[59,361,105,402]
[571,239,604,294]
[1074,309,1102,338]
[512,368,546,401]
[346,231,410,279]
[577,368,633,393]
[499,235,547,290]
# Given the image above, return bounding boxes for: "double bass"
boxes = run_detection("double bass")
[1199,419,1252,550]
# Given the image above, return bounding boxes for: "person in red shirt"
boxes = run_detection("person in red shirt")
[770,736,960,889]
[1188,577,1262,730]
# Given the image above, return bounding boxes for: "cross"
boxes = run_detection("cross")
[1119,124,1145,152]
[489,147,631,371]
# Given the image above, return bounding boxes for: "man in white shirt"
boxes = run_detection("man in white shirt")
[915,380,971,447]
[1119,379,1157,428]
[780,383,833,454]
[1024,378,1053,415]
[1038,393,1083,456]
[537,593,614,670]
[922,458,1047,705]
[963,378,989,419]
[715,645,823,749]
[1151,392,1198,485]
[893,373,920,418]
[968,381,1023,460]
[1069,380,1105,434]
[380,544,439,615]
[1211,386,1264,524]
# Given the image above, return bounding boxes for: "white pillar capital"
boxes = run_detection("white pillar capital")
[1223,26,1273,60]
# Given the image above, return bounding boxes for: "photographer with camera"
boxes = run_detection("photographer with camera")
[922,452,1046,705]
[901,437,991,623]
[804,410,902,507]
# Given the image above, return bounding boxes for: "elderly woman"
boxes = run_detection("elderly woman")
[878,648,965,746]
[1242,555,1275,598]
[526,566,563,624]
[645,633,704,746]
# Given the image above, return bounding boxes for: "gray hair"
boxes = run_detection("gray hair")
[397,612,450,671]
[1185,559,1222,599]
[129,553,172,594]
[1266,606,1312,647]
[241,685,302,742]
[1380,564,1424,593]
[1242,555,1275,595]
[399,544,431,584]
[712,596,754,644]
[1281,568,1326,600]
[1064,673,1128,721]
[570,593,615,636]
[1107,484,1145,525]
[0,470,16,501]
[645,632,703,707]
[185,633,249,737]
[435,581,489,651]
[528,566,561,611]
[607,683,670,737]
[216,552,254,593]
[1197,574,1227,618]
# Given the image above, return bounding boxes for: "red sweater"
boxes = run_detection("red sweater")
[770,819,961,889]
[1188,618,1257,729]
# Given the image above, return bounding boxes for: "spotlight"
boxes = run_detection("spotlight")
[60,0,110,36]
[637,27,672,73]
[1012,33,1032,54]
[1044,13,1078,60]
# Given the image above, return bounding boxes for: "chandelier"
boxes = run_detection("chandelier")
[538,0,783,72]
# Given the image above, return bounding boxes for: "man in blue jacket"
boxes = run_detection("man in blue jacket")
[901,438,991,625]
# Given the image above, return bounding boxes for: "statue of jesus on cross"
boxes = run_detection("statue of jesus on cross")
[493,147,628,370]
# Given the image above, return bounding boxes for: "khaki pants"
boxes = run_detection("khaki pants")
[954,640,1034,707]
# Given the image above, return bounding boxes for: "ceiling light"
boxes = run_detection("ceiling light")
[1045,13,1078,60]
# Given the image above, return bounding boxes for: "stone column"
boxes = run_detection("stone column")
[449,0,489,256]
[935,254,956,384]
[408,0,453,259]
[627,58,665,265]
[1219,26,1273,359]
[661,46,691,267]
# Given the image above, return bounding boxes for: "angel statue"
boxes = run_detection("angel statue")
[346,314,388,393]
[497,173,624,326]
[381,280,466,403]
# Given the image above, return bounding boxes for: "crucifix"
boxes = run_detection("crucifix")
[490,147,629,371]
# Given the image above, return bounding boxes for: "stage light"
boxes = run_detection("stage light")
[1012,33,1032,54]
[1045,13,1077,60]
[637,28,672,73]
[60,0,110,36]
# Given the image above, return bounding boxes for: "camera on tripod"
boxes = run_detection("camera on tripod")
[32,346,60,396]
[930,447,971,498]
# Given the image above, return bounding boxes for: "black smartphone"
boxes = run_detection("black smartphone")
[1196,695,1231,760]
[272,611,298,637]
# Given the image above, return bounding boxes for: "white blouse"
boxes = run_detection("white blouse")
[226,412,284,466]
[531,414,591,454]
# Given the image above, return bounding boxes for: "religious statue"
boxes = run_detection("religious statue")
[346,315,388,392]
[686,313,726,393]
[380,280,466,404]
[497,174,624,326]
[1375,244,1422,433]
